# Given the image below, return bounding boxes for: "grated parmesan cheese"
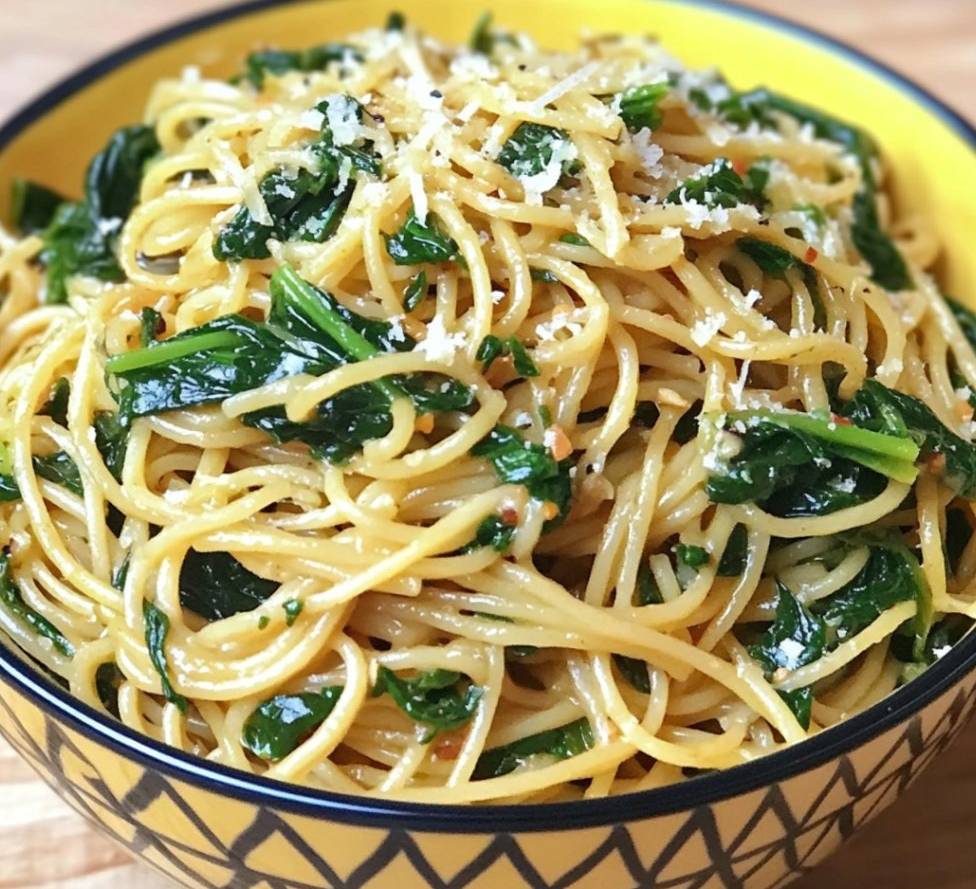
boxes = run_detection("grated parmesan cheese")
[334,154,353,197]
[387,315,407,343]
[96,217,122,237]
[519,140,578,205]
[690,310,727,347]
[324,95,364,146]
[632,128,664,177]
[777,639,806,665]
[417,315,468,363]
[298,108,326,131]
[450,53,499,81]
[535,310,585,342]
[831,475,858,494]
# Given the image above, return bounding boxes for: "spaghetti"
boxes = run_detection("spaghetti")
[1,13,975,803]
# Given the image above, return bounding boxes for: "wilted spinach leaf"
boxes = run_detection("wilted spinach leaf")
[472,425,572,524]
[143,599,188,712]
[717,524,749,576]
[665,158,766,209]
[95,662,124,718]
[39,125,158,304]
[214,96,375,261]
[459,514,518,553]
[748,581,825,729]
[11,178,65,235]
[40,378,70,427]
[373,667,482,739]
[385,209,459,265]
[476,334,539,377]
[473,717,593,779]
[239,44,361,89]
[843,379,976,497]
[497,122,577,181]
[242,687,344,760]
[706,405,919,516]
[178,550,278,621]
[107,266,471,464]
[812,532,930,656]
[0,549,74,657]
[618,83,669,132]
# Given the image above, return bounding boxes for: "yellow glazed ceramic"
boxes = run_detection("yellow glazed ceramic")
[1,2,975,887]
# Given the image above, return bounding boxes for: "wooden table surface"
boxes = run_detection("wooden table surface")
[0,2,973,888]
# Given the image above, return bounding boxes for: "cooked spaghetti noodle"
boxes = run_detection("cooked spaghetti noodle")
[1,13,975,803]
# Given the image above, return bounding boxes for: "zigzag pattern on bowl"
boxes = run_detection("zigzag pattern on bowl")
[0,674,973,889]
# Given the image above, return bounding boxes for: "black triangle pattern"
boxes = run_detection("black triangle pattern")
[0,674,974,889]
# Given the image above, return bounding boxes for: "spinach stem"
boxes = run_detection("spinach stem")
[106,330,242,373]
[727,410,920,462]
[272,265,401,402]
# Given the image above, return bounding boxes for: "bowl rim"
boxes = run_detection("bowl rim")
[1,0,976,834]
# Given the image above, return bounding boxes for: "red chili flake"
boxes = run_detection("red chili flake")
[500,506,520,527]
[830,413,853,427]
[732,158,748,175]
[804,246,819,263]
[433,735,464,760]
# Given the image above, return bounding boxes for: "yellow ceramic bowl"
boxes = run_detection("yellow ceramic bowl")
[1,2,976,888]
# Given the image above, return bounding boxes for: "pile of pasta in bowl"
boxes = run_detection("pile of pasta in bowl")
[0,11,974,804]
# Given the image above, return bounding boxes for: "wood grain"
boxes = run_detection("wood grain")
[0,2,973,888]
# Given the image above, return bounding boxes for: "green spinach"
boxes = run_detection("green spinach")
[10,178,65,235]
[242,687,344,760]
[476,334,539,376]
[706,405,919,516]
[238,45,361,89]
[618,83,669,132]
[748,582,825,728]
[385,209,459,266]
[460,514,518,553]
[40,378,70,427]
[473,717,593,779]
[665,158,765,209]
[143,599,188,712]
[472,425,572,524]
[0,549,74,657]
[372,667,482,740]
[95,662,124,718]
[106,266,471,462]
[497,122,578,181]
[178,550,278,621]
[214,96,377,261]
[40,126,159,304]
[402,270,429,311]
[843,379,976,497]
[717,524,749,576]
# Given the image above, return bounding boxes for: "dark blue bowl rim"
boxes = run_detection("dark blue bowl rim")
[1,0,975,835]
